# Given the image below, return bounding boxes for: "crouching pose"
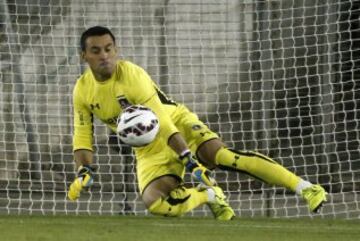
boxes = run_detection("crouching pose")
[67,26,327,220]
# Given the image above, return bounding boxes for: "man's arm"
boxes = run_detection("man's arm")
[167,132,189,155]
[74,149,93,168]
[140,92,215,186]
[68,149,95,201]
[68,83,95,201]
[129,63,215,186]
[168,133,216,186]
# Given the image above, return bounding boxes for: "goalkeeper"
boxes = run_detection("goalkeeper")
[68,26,327,220]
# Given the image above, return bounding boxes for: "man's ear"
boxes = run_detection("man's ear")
[80,51,86,62]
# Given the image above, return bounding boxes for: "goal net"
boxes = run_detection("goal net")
[0,0,359,218]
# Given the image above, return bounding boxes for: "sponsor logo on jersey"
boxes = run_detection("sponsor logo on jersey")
[90,103,100,110]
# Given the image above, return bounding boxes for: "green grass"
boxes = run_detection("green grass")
[0,215,359,241]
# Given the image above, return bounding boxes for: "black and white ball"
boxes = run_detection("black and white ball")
[116,105,159,147]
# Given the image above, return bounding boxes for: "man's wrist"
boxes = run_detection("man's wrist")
[179,151,199,171]
[179,149,191,158]
[77,165,94,177]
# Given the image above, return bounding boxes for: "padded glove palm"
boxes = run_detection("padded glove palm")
[180,151,216,186]
[68,165,94,201]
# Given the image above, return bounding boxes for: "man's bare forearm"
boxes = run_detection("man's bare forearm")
[168,132,189,156]
[74,149,93,168]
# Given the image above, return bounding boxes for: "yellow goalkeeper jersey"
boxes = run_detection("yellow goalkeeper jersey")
[72,60,180,156]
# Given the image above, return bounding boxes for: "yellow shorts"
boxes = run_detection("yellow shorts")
[136,105,219,193]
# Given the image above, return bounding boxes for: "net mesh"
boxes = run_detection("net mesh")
[0,0,359,218]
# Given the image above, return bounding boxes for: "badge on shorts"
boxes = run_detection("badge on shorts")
[191,124,202,130]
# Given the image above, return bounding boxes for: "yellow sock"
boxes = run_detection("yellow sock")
[148,186,208,217]
[215,147,300,192]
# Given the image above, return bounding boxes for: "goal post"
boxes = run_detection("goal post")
[0,0,359,218]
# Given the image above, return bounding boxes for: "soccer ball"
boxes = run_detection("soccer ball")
[116,105,159,147]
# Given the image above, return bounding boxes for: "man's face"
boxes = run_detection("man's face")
[82,34,117,81]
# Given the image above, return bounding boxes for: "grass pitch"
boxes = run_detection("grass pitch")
[0,215,359,241]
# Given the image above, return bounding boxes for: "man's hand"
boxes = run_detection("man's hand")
[68,165,94,201]
[180,150,216,186]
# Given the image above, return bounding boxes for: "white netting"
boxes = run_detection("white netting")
[0,0,359,218]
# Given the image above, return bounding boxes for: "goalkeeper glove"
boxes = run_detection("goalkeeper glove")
[179,150,216,186]
[68,165,94,201]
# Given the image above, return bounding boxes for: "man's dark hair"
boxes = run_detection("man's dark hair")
[80,26,116,51]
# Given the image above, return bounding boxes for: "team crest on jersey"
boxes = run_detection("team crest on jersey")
[117,95,131,109]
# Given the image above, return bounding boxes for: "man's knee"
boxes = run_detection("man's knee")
[197,138,224,168]
[147,186,191,217]
[142,175,181,208]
